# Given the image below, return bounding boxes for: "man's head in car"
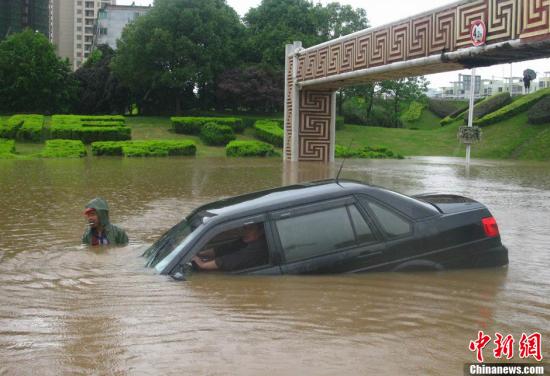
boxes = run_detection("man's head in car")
[241,223,264,243]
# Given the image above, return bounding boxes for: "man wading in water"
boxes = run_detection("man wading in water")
[82,198,128,246]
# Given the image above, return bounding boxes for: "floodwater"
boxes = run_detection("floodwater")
[0,157,548,375]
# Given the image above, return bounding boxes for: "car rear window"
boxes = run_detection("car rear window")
[364,200,412,238]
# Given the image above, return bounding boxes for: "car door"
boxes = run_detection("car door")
[271,197,386,274]
[186,214,283,276]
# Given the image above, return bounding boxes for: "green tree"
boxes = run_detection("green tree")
[111,0,244,114]
[244,0,369,69]
[72,45,129,114]
[0,29,76,113]
[380,77,429,120]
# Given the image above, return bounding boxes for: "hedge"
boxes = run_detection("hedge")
[254,120,284,147]
[335,144,404,159]
[474,88,550,126]
[427,99,462,118]
[171,117,244,134]
[402,101,424,122]
[52,115,125,125]
[40,139,87,158]
[464,92,511,123]
[440,98,493,126]
[0,138,16,157]
[81,121,125,127]
[48,124,131,143]
[0,115,44,141]
[528,95,550,124]
[199,122,235,146]
[91,140,197,157]
[226,140,277,157]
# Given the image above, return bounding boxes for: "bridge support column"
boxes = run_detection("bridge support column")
[284,42,336,163]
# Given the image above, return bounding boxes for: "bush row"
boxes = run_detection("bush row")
[527,95,550,124]
[48,125,131,144]
[427,99,464,118]
[0,138,16,157]
[40,139,87,158]
[199,122,236,146]
[225,140,277,157]
[335,145,404,159]
[52,115,125,125]
[464,92,511,123]
[91,140,197,157]
[254,120,284,147]
[171,117,244,134]
[474,88,550,126]
[402,101,424,122]
[0,115,45,142]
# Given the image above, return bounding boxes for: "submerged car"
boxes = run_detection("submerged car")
[144,179,508,279]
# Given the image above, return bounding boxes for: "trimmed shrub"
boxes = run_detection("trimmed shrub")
[440,98,484,126]
[427,99,464,118]
[336,116,345,130]
[335,144,404,159]
[49,114,129,143]
[528,95,550,124]
[464,92,512,123]
[199,122,235,146]
[254,120,284,147]
[226,140,277,157]
[402,101,424,122]
[0,138,16,157]
[171,117,244,134]
[91,140,197,157]
[474,88,550,126]
[0,115,45,141]
[49,125,131,143]
[40,139,86,158]
[81,121,125,127]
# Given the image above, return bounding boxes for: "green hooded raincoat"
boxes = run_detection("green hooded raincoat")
[82,198,128,246]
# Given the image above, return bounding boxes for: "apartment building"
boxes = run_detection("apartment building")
[0,0,50,39]
[51,0,115,70]
[93,4,150,50]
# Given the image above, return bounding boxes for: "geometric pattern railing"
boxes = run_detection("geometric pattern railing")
[296,0,550,82]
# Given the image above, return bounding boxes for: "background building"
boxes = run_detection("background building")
[51,0,116,70]
[0,0,50,40]
[93,4,150,50]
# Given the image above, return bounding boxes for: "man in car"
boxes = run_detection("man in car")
[82,197,129,246]
[191,223,267,271]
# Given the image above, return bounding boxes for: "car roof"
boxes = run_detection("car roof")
[193,179,438,220]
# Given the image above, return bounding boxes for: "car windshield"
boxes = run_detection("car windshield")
[143,210,215,267]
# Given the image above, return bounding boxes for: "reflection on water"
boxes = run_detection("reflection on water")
[0,157,548,374]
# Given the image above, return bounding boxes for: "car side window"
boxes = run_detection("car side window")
[275,206,356,262]
[364,200,412,238]
[347,204,376,243]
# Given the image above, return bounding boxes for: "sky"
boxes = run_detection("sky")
[117,0,550,89]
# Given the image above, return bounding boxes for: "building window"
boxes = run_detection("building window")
[77,9,82,14]
[100,27,107,35]
[77,26,82,31]
[77,43,82,49]
[77,18,82,23]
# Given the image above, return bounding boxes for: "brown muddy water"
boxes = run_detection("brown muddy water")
[0,157,548,375]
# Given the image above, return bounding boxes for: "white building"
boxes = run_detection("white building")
[51,0,116,70]
[93,4,150,50]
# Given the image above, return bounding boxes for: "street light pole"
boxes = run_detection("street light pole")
[466,68,476,165]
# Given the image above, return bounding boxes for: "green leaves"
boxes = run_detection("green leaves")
[0,30,76,113]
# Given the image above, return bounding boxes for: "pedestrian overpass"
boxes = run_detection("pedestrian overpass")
[283,0,550,162]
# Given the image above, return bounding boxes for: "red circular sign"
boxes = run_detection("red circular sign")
[470,20,487,47]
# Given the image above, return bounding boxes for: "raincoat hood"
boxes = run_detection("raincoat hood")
[85,197,111,227]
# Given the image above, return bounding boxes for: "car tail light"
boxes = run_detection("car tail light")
[482,217,500,237]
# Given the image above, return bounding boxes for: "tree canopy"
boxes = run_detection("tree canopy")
[0,29,76,114]
[111,0,245,114]
[244,0,369,69]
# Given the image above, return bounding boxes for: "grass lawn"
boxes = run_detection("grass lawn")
[402,108,442,130]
